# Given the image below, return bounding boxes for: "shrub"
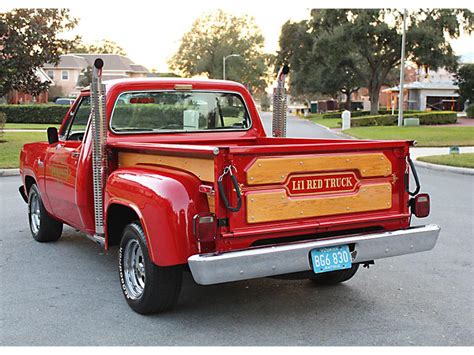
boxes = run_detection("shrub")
[350,111,457,127]
[112,104,188,129]
[467,105,474,118]
[0,112,5,134]
[0,104,70,123]
[221,106,241,117]
[413,112,458,125]
[350,115,398,127]
[322,109,422,119]
[322,111,367,119]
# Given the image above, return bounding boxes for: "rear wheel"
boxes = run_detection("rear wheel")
[28,184,63,242]
[118,222,182,314]
[309,264,359,285]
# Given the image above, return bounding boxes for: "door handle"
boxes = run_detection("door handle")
[71,151,80,158]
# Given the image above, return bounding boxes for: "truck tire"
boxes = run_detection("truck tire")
[309,264,359,285]
[118,222,182,314]
[28,184,63,242]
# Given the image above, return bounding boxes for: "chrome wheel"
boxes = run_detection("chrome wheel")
[123,239,146,299]
[29,191,41,234]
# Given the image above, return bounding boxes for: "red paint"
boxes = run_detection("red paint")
[286,172,358,196]
[19,77,416,267]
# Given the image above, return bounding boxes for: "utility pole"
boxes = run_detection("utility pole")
[398,9,407,127]
[223,54,241,80]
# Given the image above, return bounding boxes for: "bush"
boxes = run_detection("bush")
[467,105,474,118]
[112,104,188,129]
[0,112,5,133]
[0,104,70,123]
[221,106,241,117]
[350,111,457,127]
[322,111,367,119]
[350,115,398,127]
[322,109,422,119]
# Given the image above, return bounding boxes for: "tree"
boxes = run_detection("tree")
[71,39,127,56]
[276,20,364,108]
[277,9,473,114]
[259,93,271,111]
[455,64,474,106]
[0,8,78,97]
[78,66,93,88]
[169,10,269,94]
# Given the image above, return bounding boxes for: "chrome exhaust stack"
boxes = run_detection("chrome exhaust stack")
[272,65,290,138]
[90,58,107,240]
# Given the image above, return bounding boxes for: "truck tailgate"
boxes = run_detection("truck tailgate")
[218,138,411,240]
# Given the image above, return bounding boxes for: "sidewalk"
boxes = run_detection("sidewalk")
[410,146,474,159]
[411,146,474,175]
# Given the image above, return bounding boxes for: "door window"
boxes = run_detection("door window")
[61,96,91,141]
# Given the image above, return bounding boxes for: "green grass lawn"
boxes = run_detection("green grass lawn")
[0,132,46,168]
[300,114,342,129]
[343,126,474,147]
[418,153,474,169]
[4,123,60,130]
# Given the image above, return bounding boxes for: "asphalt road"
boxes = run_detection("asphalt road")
[259,112,345,139]
[1,119,473,346]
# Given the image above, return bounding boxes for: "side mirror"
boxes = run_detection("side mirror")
[47,127,59,145]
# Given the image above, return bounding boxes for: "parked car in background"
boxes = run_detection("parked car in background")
[54,97,75,105]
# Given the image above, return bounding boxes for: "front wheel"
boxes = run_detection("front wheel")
[309,264,359,285]
[118,222,182,314]
[28,184,63,242]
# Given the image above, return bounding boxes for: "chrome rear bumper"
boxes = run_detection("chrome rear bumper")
[188,224,440,285]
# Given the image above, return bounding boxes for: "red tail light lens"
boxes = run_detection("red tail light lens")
[193,213,217,253]
[411,193,430,218]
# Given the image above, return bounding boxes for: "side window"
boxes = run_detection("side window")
[62,96,91,141]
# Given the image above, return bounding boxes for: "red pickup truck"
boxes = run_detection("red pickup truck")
[19,61,440,314]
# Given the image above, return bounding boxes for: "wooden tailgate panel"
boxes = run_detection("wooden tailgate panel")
[244,153,393,224]
[246,153,392,185]
[246,183,392,223]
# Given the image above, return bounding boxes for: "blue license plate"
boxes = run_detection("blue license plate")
[310,245,352,274]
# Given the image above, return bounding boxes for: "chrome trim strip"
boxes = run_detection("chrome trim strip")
[188,224,441,285]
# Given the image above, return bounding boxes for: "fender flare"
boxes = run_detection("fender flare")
[104,167,209,266]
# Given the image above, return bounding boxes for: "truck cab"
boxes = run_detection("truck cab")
[19,73,440,315]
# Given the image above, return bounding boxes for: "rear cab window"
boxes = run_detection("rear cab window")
[110,91,251,133]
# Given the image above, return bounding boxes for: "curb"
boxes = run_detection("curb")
[414,159,474,176]
[312,123,354,139]
[0,169,20,177]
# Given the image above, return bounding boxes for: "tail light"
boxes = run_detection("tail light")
[193,213,217,253]
[410,193,430,218]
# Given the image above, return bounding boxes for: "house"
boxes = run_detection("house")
[6,68,53,104]
[349,66,418,111]
[43,54,149,98]
[384,67,462,111]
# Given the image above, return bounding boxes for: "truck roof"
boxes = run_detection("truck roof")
[81,77,247,93]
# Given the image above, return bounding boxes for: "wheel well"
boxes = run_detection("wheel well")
[25,176,36,194]
[107,204,140,247]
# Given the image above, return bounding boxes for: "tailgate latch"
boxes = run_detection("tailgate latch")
[217,164,242,213]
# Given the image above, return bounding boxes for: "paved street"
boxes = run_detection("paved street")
[1,118,473,346]
[260,112,345,139]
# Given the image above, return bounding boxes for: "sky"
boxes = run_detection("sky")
[2,0,474,73]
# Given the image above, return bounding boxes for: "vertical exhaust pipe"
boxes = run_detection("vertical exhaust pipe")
[272,65,290,137]
[91,58,107,239]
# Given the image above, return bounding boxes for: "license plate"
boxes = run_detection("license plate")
[310,245,352,274]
